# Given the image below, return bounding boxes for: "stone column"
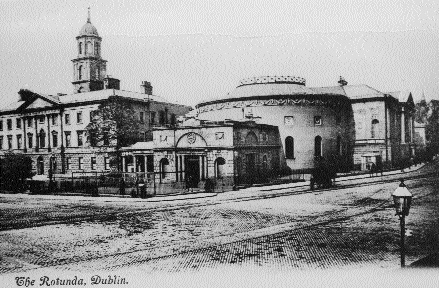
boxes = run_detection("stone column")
[181,155,185,181]
[23,117,27,152]
[34,116,39,151]
[46,114,51,152]
[400,110,405,144]
[199,155,203,180]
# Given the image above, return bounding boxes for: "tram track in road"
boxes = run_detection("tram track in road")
[2,165,438,273]
[0,166,436,232]
[22,184,398,273]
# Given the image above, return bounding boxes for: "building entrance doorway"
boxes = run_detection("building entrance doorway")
[245,153,256,183]
[37,156,44,175]
[185,155,200,188]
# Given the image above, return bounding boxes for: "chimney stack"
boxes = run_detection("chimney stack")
[141,81,153,95]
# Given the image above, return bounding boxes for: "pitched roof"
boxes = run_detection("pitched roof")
[342,84,386,100]
[387,91,412,103]
[0,89,176,114]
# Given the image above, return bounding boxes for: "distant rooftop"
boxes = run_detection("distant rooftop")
[0,89,180,113]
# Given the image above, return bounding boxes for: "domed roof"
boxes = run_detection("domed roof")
[78,8,99,37]
[79,22,99,37]
[197,76,348,107]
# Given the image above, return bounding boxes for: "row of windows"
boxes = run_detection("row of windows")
[78,41,100,56]
[36,156,110,175]
[77,65,102,80]
[284,115,339,126]
[284,135,343,159]
[65,156,109,171]
[141,111,177,126]
[0,112,86,133]
[0,130,88,150]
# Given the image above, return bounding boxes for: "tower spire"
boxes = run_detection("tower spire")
[87,7,91,23]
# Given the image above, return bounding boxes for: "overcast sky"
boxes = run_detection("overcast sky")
[0,0,438,108]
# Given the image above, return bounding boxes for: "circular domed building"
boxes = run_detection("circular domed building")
[196,76,355,171]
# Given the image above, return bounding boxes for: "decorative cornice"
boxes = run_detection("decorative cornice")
[197,96,347,114]
[238,76,306,87]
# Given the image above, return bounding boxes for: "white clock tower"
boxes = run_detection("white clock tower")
[71,8,107,93]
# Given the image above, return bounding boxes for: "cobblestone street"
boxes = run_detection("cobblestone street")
[0,164,438,282]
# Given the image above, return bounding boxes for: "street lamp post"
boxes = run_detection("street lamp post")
[392,179,412,268]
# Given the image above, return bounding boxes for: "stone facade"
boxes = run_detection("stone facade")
[346,87,415,170]
[196,76,355,171]
[0,14,191,177]
[120,121,283,194]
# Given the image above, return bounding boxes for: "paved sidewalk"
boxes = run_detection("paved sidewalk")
[410,253,439,268]
[0,162,427,204]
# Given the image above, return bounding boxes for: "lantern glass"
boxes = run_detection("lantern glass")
[392,195,412,216]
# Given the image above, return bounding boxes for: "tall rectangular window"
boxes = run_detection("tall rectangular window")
[7,119,12,130]
[159,110,166,125]
[77,131,83,146]
[0,136,3,149]
[78,157,84,170]
[16,135,22,149]
[65,131,71,147]
[65,114,71,125]
[139,112,144,123]
[16,118,21,129]
[150,111,156,125]
[104,157,110,170]
[27,118,33,128]
[52,115,58,126]
[7,135,12,149]
[28,133,33,148]
[52,132,58,147]
[91,157,96,170]
[0,120,3,131]
[77,112,83,124]
[66,158,71,170]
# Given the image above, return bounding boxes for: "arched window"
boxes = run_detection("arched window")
[78,42,83,54]
[94,42,100,55]
[215,157,226,179]
[160,158,169,179]
[336,135,342,155]
[285,136,294,159]
[86,41,92,55]
[78,65,83,80]
[245,131,258,145]
[371,119,380,138]
[27,133,33,148]
[314,135,322,157]
[39,129,46,148]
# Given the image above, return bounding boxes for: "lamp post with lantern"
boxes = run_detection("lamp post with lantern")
[392,178,412,268]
